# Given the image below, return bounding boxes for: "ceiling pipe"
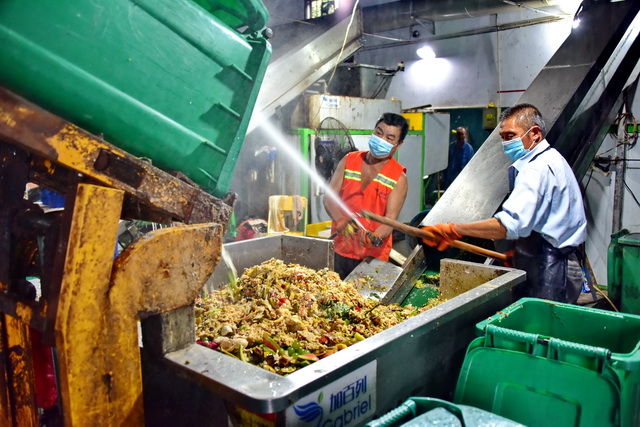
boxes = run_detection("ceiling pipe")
[362,0,563,33]
[360,15,563,51]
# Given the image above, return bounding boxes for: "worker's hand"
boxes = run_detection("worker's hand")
[420,223,462,251]
[357,230,380,249]
[334,217,355,235]
[503,250,514,268]
[420,226,450,251]
[436,223,462,241]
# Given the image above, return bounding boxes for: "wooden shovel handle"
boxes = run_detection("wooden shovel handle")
[360,210,508,262]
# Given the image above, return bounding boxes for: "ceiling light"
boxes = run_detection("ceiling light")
[416,45,436,60]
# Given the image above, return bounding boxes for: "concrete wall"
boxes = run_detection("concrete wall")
[357,11,573,108]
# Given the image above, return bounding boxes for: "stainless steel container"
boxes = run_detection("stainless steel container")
[141,235,525,426]
[204,234,334,292]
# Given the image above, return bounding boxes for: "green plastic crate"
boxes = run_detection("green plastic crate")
[0,0,271,198]
[454,298,640,427]
[365,397,523,427]
[608,229,640,315]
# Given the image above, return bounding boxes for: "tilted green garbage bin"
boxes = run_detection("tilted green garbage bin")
[0,0,271,198]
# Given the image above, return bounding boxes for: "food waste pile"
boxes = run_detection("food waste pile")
[196,258,444,375]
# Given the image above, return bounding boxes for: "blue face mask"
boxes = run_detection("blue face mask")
[368,134,395,158]
[502,127,533,162]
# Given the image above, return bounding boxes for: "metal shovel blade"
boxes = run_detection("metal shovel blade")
[345,257,403,300]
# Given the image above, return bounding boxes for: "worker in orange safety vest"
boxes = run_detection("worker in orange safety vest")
[324,113,409,279]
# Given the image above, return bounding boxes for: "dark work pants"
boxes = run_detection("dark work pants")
[334,253,362,280]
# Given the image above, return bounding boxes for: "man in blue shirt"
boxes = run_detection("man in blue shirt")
[423,104,586,304]
[444,126,474,188]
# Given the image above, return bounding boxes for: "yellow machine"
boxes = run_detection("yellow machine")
[0,89,230,425]
[267,195,308,235]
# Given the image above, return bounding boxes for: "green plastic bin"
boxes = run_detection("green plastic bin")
[365,397,523,427]
[608,229,640,314]
[454,298,640,427]
[401,270,440,308]
[0,0,271,198]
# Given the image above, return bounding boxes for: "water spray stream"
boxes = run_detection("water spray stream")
[252,113,363,227]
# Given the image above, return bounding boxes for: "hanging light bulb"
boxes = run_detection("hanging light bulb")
[571,0,584,30]
[416,45,436,60]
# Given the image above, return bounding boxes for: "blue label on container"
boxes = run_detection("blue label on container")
[321,95,340,109]
[286,361,376,426]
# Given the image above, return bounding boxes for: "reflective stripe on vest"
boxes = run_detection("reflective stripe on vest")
[345,168,397,189]
[373,174,397,190]
[344,169,361,181]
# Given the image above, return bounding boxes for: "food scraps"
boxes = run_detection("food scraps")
[195,259,444,375]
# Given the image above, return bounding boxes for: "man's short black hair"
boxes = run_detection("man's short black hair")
[500,103,547,136]
[376,113,409,142]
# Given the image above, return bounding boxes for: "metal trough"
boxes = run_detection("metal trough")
[204,234,335,293]
[141,235,525,426]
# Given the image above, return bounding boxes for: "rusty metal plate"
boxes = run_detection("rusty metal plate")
[0,88,232,226]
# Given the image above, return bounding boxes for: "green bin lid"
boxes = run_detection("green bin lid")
[455,343,621,426]
[619,233,640,246]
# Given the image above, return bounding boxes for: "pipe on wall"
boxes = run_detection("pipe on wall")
[363,0,562,33]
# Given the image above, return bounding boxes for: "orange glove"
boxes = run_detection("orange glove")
[503,250,514,268]
[334,217,354,235]
[357,230,380,249]
[421,223,462,251]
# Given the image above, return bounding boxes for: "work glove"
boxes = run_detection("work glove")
[421,223,462,251]
[503,250,514,268]
[334,217,356,236]
[356,230,380,249]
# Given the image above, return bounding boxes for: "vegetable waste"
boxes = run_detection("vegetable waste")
[195,258,444,375]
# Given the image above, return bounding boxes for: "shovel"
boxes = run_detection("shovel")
[359,210,509,263]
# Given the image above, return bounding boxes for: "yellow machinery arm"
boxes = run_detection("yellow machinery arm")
[0,88,226,425]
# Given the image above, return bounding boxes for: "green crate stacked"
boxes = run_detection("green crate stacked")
[0,0,271,198]
[454,298,640,427]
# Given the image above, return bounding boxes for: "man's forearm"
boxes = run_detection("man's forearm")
[454,218,507,240]
[373,224,393,239]
[323,197,343,221]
